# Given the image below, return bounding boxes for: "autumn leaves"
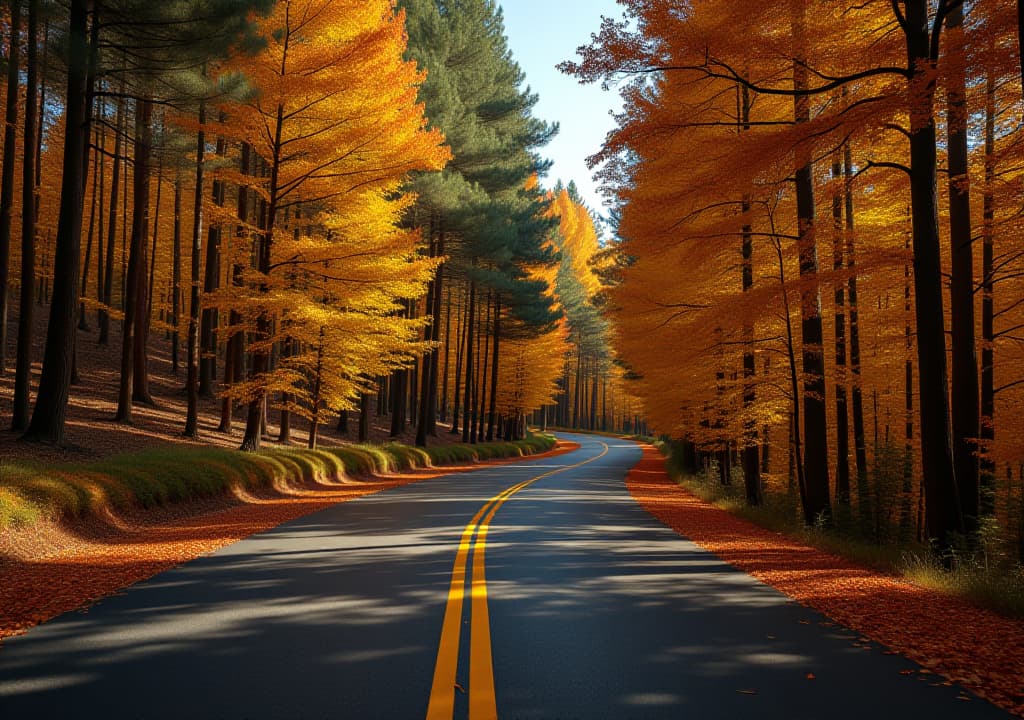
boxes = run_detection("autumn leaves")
[564,1,1024,551]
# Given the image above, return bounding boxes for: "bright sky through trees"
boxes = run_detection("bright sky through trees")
[500,0,624,217]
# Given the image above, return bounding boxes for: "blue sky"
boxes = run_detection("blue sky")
[500,0,625,219]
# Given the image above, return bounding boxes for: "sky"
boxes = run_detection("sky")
[499,0,625,221]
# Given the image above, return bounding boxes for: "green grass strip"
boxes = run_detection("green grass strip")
[0,434,556,533]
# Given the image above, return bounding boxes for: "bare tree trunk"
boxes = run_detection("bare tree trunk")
[23,0,88,443]
[145,127,163,323]
[844,143,869,515]
[241,105,283,452]
[417,221,444,445]
[451,286,466,435]
[486,294,500,441]
[184,100,206,438]
[792,2,831,525]
[358,390,371,443]
[99,93,124,345]
[0,0,21,375]
[440,283,451,423]
[905,0,963,549]
[12,0,38,431]
[79,131,100,331]
[945,3,979,535]
[477,290,491,442]
[220,143,251,433]
[171,175,182,374]
[832,154,850,507]
[462,280,476,444]
[980,60,996,518]
[900,232,915,539]
[200,117,226,396]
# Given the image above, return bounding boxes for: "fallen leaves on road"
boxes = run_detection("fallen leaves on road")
[626,445,1024,717]
[0,441,580,643]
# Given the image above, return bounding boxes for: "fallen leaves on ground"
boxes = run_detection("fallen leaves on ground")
[0,441,579,643]
[626,445,1024,717]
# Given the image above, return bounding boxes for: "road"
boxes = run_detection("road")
[0,434,1010,719]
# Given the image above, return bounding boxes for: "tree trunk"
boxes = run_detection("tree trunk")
[358,391,371,443]
[415,242,435,447]
[131,98,154,406]
[945,3,980,535]
[844,144,869,514]
[741,203,761,505]
[832,155,850,507]
[79,132,100,331]
[792,4,831,525]
[114,104,142,421]
[0,0,21,375]
[11,0,38,431]
[462,281,476,443]
[95,101,105,331]
[451,286,466,435]
[200,117,226,396]
[417,221,444,445]
[307,327,325,450]
[477,291,491,442]
[440,284,451,423]
[901,232,915,539]
[23,0,88,443]
[220,142,251,434]
[905,0,963,549]
[145,137,162,323]
[184,100,206,438]
[980,60,996,517]
[171,175,182,373]
[486,294,500,441]
[1018,0,1024,99]
[99,93,124,345]
[242,103,285,451]
[774,233,808,516]
[390,354,407,437]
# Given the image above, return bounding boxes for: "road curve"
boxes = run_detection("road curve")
[0,434,1010,719]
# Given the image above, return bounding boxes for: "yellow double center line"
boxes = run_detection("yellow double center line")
[425,442,610,720]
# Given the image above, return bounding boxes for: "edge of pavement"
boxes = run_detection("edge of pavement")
[0,438,582,643]
[626,442,1024,718]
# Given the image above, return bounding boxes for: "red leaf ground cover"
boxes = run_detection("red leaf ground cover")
[626,445,1024,717]
[0,440,579,644]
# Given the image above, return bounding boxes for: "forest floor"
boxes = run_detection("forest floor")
[0,304,465,464]
[628,444,1024,717]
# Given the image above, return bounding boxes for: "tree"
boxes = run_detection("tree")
[216,0,449,451]
[23,0,89,444]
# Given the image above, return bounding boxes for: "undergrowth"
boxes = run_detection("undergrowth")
[659,442,1024,620]
[0,434,556,532]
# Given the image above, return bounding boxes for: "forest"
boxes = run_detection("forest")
[0,0,633,463]
[1,0,1021,562]
[564,0,1024,558]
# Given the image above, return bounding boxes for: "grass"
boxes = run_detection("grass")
[656,441,1024,620]
[0,434,557,533]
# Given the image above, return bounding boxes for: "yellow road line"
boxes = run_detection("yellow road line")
[426,442,610,720]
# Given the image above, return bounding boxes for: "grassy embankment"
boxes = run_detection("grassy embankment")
[0,435,557,532]
[648,438,1024,620]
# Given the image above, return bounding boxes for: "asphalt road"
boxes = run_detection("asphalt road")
[0,434,1011,719]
